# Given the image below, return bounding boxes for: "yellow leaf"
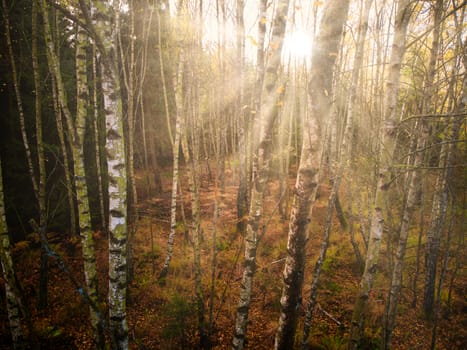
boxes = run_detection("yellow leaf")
[260,17,268,25]
[248,35,258,46]
[277,85,285,94]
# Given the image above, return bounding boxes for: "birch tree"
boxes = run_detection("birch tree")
[348,0,413,348]
[236,0,247,234]
[74,9,105,347]
[92,44,108,232]
[182,67,208,350]
[39,0,105,346]
[118,0,138,283]
[232,0,290,348]
[81,1,129,347]
[382,1,443,347]
[159,42,184,280]
[424,87,465,320]
[0,156,26,349]
[275,0,351,348]
[299,0,362,346]
[3,0,50,309]
[32,0,49,310]
[180,87,207,347]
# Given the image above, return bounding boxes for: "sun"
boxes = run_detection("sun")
[283,29,313,61]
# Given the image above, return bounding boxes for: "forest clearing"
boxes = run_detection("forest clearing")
[0,0,466,349]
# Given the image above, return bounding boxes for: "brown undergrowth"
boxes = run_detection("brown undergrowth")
[0,162,465,349]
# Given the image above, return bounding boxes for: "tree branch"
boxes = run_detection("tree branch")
[45,0,91,37]
[77,0,113,74]
[399,112,467,124]
[46,0,112,73]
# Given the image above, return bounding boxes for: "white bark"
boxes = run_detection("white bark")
[0,157,25,349]
[85,1,129,347]
[232,0,290,348]
[348,1,413,348]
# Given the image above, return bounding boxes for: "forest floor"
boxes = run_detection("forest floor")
[0,161,465,349]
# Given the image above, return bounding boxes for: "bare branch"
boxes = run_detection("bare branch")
[399,112,467,124]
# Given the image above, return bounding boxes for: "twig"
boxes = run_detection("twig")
[269,257,286,266]
[317,303,341,326]
[398,112,467,124]
[45,0,89,34]
[393,163,467,170]
[259,186,287,241]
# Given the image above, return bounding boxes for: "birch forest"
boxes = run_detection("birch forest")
[0,0,466,349]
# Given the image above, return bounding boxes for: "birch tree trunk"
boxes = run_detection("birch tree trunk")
[236,0,247,234]
[159,49,183,280]
[348,1,413,348]
[382,1,443,346]
[83,1,129,347]
[32,0,49,310]
[39,0,76,148]
[424,89,465,319]
[180,96,206,347]
[381,121,429,348]
[423,4,466,319]
[136,2,157,193]
[100,29,129,350]
[40,1,105,345]
[0,156,25,349]
[299,1,361,344]
[118,0,138,284]
[74,14,105,348]
[232,0,290,348]
[92,44,107,232]
[273,1,350,349]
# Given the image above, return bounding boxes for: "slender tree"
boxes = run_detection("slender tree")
[0,156,26,349]
[159,47,184,280]
[3,0,52,309]
[348,0,413,348]
[118,0,138,283]
[32,0,49,310]
[299,0,361,343]
[236,0,247,233]
[39,0,105,345]
[273,1,350,348]
[424,90,465,320]
[81,1,129,347]
[232,0,290,348]
[180,2,209,346]
[180,86,206,347]
[382,1,443,347]
[74,9,105,347]
[92,43,107,232]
